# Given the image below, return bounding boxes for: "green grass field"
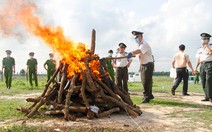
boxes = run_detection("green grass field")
[129,76,203,93]
[0,76,211,131]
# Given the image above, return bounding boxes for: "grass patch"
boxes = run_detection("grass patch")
[131,96,212,110]
[0,125,54,132]
[0,124,118,132]
[0,76,47,96]
[130,96,142,104]
[182,110,212,129]
[0,99,28,121]
[129,76,203,93]
[150,98,212,110]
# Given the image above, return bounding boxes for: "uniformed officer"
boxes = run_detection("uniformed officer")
[2,50,15,89]
[44,53,56,82]
[194,73,200,84]
[127,31,154,103]
[106,50,115,81]
[27,52,38,87]
[194,33,212,102]
[114,43,132,93]
[171,44,194,96]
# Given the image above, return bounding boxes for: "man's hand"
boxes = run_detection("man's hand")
[193,70,198,75]
[127,63,131,68]
[127,52,133,58]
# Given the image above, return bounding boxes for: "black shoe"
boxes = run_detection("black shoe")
[183,93,190,96]
[171,89,175,95]
[149,95,154,99]
[142,98,150,103]
[201,98,209,101]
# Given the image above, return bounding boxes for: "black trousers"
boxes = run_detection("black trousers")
[200,61,212,99]
[116,66,128,92]
[141,62,154,99]
[172,67,188,94]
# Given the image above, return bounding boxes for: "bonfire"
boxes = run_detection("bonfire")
[17,29,142,121]
[0,0,141,121]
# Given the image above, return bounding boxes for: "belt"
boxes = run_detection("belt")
[142,62,153,66]
[117,66,127,69]
[201,61,212,64]
[176,67,186,70]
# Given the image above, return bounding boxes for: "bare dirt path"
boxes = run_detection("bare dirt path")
[0,92,211,132]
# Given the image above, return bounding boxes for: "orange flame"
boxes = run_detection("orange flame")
[0,0,101,78]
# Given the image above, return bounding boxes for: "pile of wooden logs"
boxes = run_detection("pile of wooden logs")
[17,29,142,121]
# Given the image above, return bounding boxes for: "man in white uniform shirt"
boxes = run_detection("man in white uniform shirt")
[171,44,194,96]
[194,33,212,102]
[127,31,154,103]
[114,43,132,93]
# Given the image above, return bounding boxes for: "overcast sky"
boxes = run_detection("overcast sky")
[0,0,212,73]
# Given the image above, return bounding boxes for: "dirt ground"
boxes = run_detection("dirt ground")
[0,92,212,132]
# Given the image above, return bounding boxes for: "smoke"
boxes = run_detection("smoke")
[0,0,37,42]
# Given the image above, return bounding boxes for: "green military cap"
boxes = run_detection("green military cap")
[200,33,211,39]
[119,43,127,48]
[29,52,34,55]
[5,50,12,54]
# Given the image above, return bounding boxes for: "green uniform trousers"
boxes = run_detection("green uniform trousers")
[29,70,38,86]
[107,68,115,82]
[200,61,212,99]
[4,69,12,88]
[47,69,55,82]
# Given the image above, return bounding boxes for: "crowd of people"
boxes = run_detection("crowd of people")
[1,31,212,103]
[105,31,212,103]
[2,51,56,89]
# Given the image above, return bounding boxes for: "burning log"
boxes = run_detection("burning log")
[64,74,79,120]
[17,30,142,121]
[58,64,68,103]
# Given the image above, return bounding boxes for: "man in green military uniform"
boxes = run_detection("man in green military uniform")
[194,73,200,84]
[106,50,115,81]
[44,53,56,82]
[27,52,38,87]
[2,50,15,89]
[194,33,212,103]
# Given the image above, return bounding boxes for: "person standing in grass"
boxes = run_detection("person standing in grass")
[127,31,154,103]
[194,33,212,102]
[106,50,115,82]
[171,44,194,96]
[194,73,200,84]
[2,50,15,89]
[44,53,56,82]
[114,43,132,93]
[27,52,38,87]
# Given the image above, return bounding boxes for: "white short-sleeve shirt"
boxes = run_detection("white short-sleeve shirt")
[115,52,128,67]
[138,40,153,64]
[195,44,212,62]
